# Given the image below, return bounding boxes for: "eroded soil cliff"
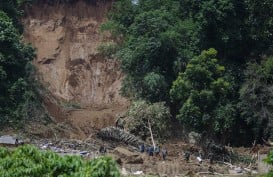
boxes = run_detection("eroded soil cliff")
[23,1,128,138]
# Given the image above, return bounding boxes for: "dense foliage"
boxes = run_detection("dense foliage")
[0,0,47,126]
[0,0,24,33]
[103,0,273,145]
[170,48,236,142]
[239,57,273,141]
[102,0,200,102]
[0,145,120,177]
[1,0,273,145]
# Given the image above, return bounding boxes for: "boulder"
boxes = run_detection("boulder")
[113,147,143,164]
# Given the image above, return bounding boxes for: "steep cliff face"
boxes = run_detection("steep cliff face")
[23,1,127,107]
[22,1,128,138]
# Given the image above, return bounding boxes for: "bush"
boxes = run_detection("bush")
[0,145,120,177]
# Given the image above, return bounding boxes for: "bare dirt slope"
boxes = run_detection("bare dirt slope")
[22,0,129,138]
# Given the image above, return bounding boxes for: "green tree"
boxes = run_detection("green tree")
[0,0,24,33]
[170,48,235,141]
[245,0,273,55]
[104,1,200,102]
[126,100,171,146]
[0,10,39,125]
[101,0,137,36]
[179,0,249,60]
[102,0,273,145]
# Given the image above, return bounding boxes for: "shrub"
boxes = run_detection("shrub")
[0,145,120,177]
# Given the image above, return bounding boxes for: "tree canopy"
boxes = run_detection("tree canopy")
[103,0,273,145]
[1,0,273,145]
[170,48,236,142]
[239,57,273,141]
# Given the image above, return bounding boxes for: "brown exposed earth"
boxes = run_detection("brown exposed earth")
[22,0,129,139]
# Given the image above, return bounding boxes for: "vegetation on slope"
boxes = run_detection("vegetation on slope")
[102,0,273,145]
[1,0,273,146]
[0,1,48,127]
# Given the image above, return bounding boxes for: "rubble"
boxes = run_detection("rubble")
[0,133,264,176]
[32,139,101,158]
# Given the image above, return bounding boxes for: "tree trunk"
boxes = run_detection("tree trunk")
[148,119,156,149]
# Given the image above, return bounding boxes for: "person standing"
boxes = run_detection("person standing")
[162,147,167,160]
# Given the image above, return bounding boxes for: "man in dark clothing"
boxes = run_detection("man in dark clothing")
[99,145,106,154]
[148,146,154,156]
[154,145,160,156]
[162,148,167,160]
[184,151,190,162]
[15,138,19,145]
[208,152,214,164]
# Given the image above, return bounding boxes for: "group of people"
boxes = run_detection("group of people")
[139,143,167,160]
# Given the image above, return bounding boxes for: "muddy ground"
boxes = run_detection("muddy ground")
[2,126,271,177]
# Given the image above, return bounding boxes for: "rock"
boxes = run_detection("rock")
[113,147,143,164]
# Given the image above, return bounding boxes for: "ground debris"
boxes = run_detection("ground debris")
[97,126,149,148]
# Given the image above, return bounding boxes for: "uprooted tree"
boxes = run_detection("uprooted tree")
[125,100,171,148]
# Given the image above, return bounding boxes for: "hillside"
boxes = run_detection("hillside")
[22,0,129,138]
[1,0,273,176]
